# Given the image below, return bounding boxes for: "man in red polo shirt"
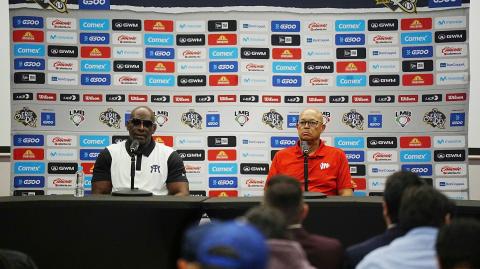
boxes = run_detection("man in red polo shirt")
[267,108,353,196]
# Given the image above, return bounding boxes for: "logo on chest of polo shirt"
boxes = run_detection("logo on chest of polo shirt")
[320,162,330,170]
[150,165,161,173]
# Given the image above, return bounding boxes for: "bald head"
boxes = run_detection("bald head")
[131,106,155,121]
[299,108,323,125]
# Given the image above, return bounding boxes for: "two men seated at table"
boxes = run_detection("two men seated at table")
[91,106,353,197]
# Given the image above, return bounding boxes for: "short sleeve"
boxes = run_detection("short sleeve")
[92,148,112,182]
[166,151,188,183]
[336,150,354,191]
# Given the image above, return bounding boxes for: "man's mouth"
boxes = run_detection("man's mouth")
[133,134,146,140]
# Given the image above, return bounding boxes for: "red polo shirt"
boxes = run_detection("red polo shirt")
[267,140,353,195]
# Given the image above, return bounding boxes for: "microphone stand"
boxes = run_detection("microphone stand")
[302,146,327,199]
[130,153,136,190]
[112,149,153,197]
[303,152,309,192]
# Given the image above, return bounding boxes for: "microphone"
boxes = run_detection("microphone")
[301,141,309,156]
[112,138,152,196]
[129,139,140,154]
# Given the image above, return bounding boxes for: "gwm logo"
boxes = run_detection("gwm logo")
[29,0,68,13]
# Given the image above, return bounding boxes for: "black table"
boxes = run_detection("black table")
[1,195,479,269]
[0,195,206,269]
[203,196,480,247]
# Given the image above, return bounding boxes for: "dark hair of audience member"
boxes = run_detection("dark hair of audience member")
[383,171,424,224]
[398,185,453,231]
[436,218,480,269]
[264,175,303,225]
[244,206,290,240]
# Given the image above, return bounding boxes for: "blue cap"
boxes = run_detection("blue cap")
[181,222,221,261]
[196,221,268,269]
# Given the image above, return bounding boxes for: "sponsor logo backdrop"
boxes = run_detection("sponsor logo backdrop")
[9,1,469,198]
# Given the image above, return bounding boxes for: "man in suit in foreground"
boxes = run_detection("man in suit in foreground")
[264,175,343,269]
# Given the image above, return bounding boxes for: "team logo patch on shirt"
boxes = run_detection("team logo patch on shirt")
[150,164,161,173]
[320,162,330,170]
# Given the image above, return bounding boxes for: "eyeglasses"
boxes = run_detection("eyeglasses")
[130,118,154,128]
[297,120,321,127]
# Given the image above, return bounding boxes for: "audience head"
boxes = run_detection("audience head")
[383,171,425,224]
[399,185,453,231]
[0,249,38,269]
[183,221,268,269]
[179,222,221,263]
[244,206,289,239]
[264,175,306,225]
[436,218,480,269]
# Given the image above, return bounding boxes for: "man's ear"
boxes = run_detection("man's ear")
[382,201,393,226]
[444,213,452,225]
[382,201,388,218]
[177,259,187,269]
[301,203,309,221]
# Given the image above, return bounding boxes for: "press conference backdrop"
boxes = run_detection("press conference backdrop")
[7,0,473,198]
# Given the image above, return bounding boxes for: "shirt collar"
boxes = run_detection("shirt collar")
[125,138,156,157]
[406,226,439,237]
[287,224,303,229]
[295,139,326,158]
